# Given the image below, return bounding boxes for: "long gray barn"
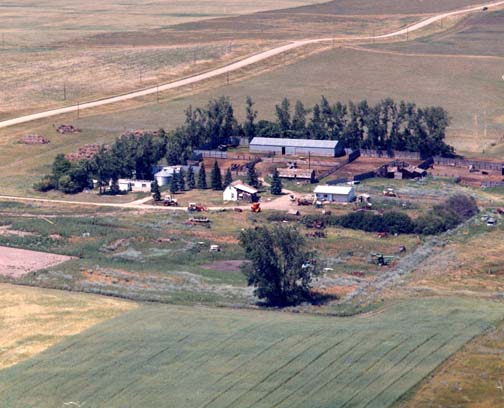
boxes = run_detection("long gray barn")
[249,137,344,157]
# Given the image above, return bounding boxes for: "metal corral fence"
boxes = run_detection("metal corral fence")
[359,149,421,160]
[481,181,504,188]
[434,157,504,171]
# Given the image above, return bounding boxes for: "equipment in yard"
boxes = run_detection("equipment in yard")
[383,188,397,197]
[377,232,388,239]
[187,202,208,212]
[305,231,326,239]
[209,244,221,252]
[370,252,397,266]
[251,202,261,213]
[297,197,312,206]
[163,195,178,206]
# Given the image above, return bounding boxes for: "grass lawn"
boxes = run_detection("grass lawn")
[0,297,501,407]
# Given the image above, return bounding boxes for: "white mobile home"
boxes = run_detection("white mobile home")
[118,179,152,193]
[314,185,355,203]
[249,137,344,157]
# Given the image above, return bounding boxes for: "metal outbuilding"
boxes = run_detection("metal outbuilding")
[314,185,356,202]
[249,137,344,157]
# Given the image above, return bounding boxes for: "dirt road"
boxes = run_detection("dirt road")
[0,1,502,130]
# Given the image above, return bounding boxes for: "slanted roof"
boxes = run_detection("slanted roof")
[228,180,258,194]
[277,168,314,179]
[155,165,199,178]
[250,137,339,149]
[314,185,354,195]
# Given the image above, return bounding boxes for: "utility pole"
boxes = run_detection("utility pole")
[226,72,229,85]
[63,83,66,101]
[77,101,80,119]
[484,110,487,139]
[156,85,159,103]
[406,27,409,41]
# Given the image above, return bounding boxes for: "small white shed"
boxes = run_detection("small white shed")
[223,180,258,202]
[314,185,355,203]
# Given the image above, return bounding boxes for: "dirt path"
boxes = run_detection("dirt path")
[0,0,502,130]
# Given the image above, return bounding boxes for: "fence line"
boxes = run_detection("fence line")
[433,156,503,171]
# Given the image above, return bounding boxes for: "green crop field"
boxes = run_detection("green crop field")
[0,297,502,407]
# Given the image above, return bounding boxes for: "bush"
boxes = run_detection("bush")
[446,194,479,220]
[58,175,82,194]
[33,176,55,192]
[381,211,415,234]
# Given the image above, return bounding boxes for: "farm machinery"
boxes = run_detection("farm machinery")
[187,202,208,212]
[382,188,397,198]
[163,195,178,206]
[369,253,397,266]
[251,202,261,213]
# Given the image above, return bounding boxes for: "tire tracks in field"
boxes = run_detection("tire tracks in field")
[0,1,503,130]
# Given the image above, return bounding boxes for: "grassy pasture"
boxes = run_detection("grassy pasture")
[0,297,502,407]
[372,9,504,57]
[39,44,501,155]
[278,0,487,15]
[0,0,328,46]
[402,320,504,408]
[0,282,134,370]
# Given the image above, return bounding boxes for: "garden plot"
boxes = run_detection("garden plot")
[0,246,74,278]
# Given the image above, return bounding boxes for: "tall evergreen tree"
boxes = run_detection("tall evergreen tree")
[187,166,195,190]
[197,163,207,189]
[151,179,161,201]
[270,168,283,195]
[178,168,186,191]
[224,167,233,188]
[211,161,223,190]
[247,163,259,188]
[275,97,291,137]
[244,96,258,141]
[292,100,307,136]
[170,172,179,194]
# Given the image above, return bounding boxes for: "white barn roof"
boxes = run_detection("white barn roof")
[314,185,354,195]
[250,137,339,149]
[229,181,258,194]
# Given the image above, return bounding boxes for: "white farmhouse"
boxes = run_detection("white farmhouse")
[314,185,355,203]
[223,180,258,202]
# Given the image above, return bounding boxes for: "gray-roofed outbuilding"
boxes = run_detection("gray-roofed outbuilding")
[249,137,344,157]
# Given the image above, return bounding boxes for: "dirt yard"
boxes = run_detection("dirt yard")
[0,246,74,277]
[431,165,503,187]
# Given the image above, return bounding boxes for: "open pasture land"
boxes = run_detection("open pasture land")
[403,319,504,408]
[0,0,328,46]
[0,283,134,370]
[370,8,504,57]
[277,0,490,15]
[0,245,74,278]
[19,43,499,158]
[0,297,502,407]
[0,0,330,118]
